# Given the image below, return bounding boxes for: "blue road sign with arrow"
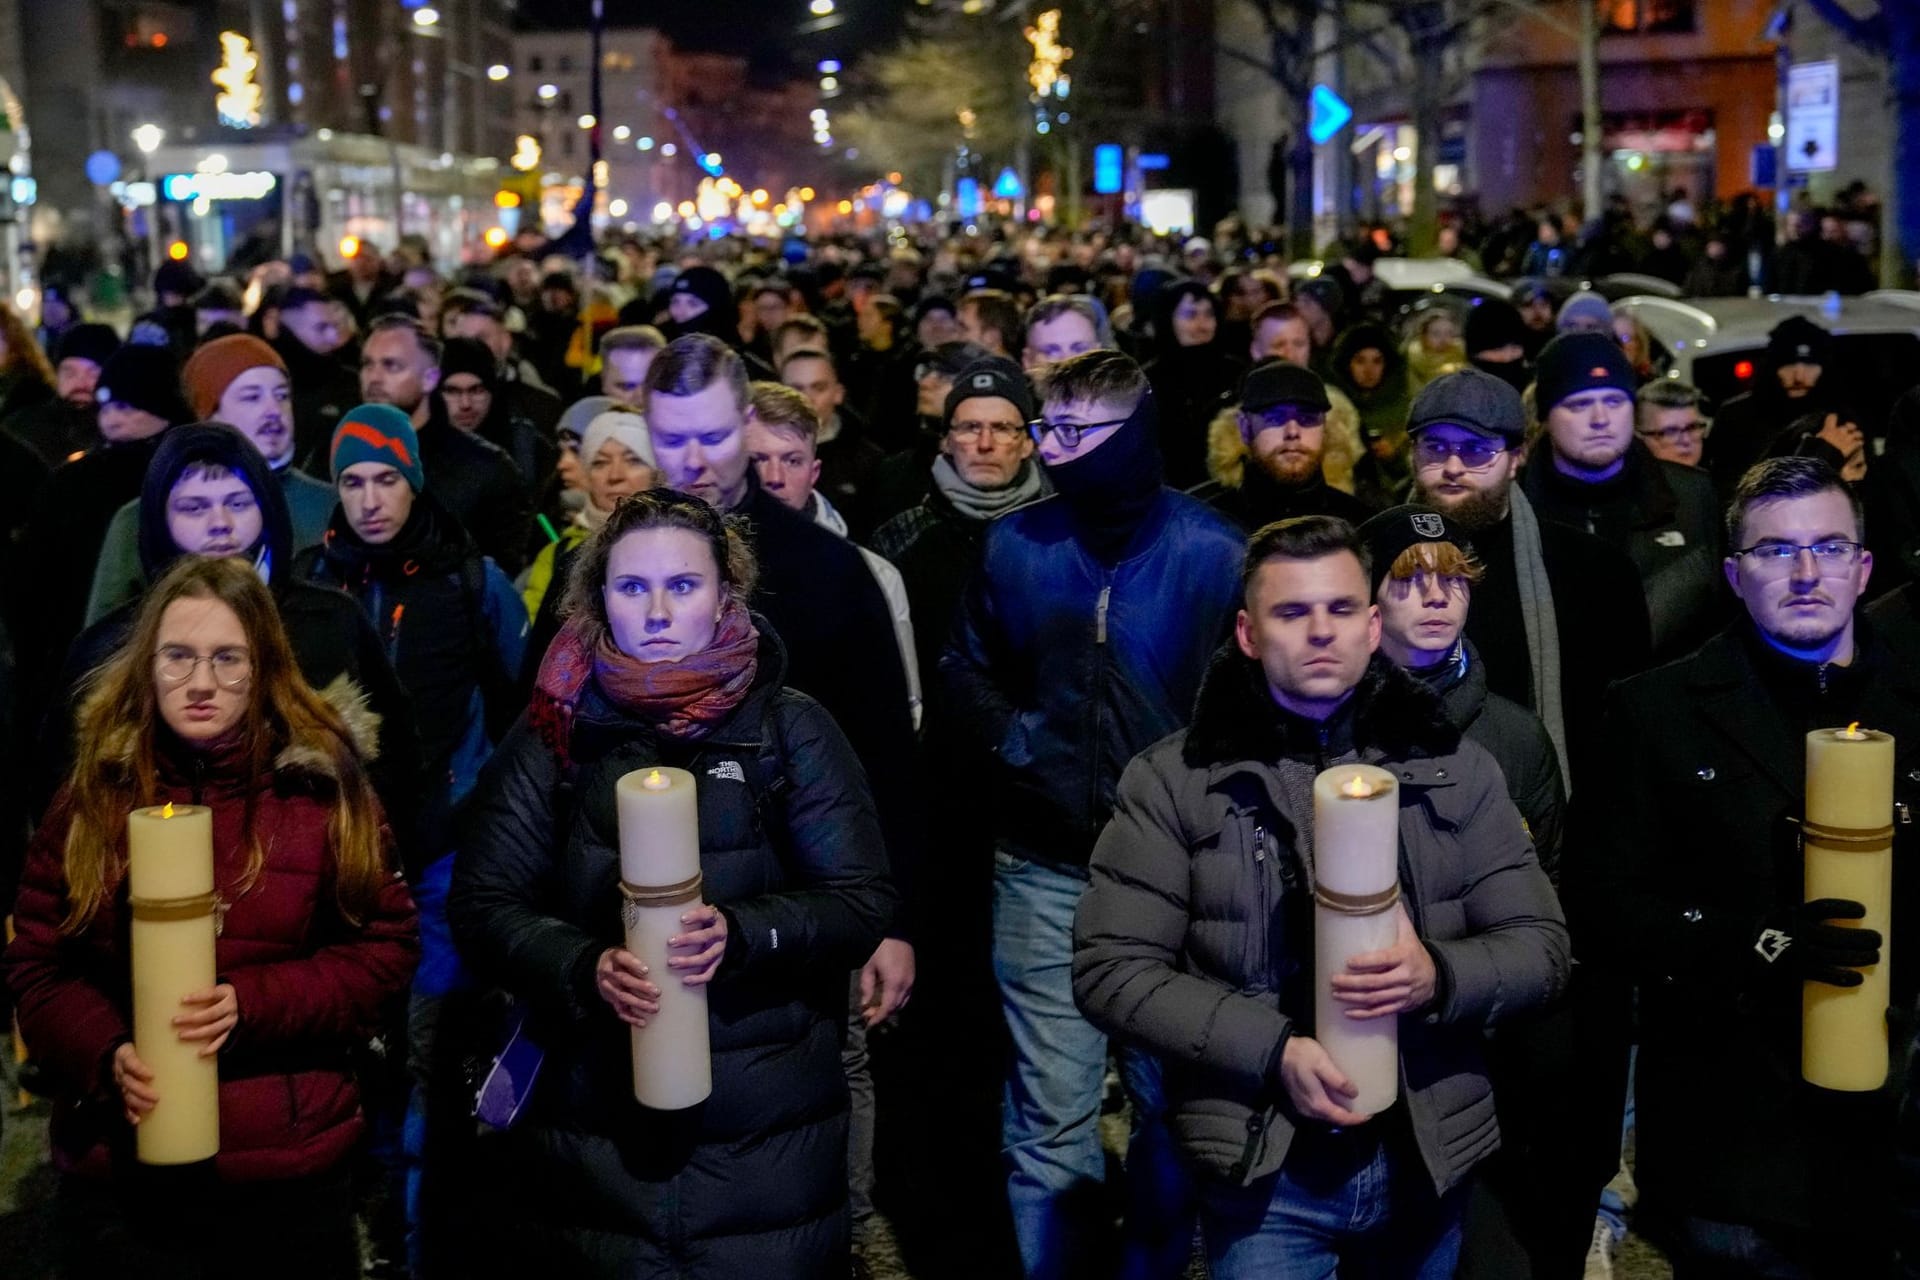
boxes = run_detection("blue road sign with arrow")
[1310,84,1353,145]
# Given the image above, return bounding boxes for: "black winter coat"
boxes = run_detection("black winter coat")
[1520,442,1728,663]
[1429,641,1565,879]
[273,333,360,476]
[416,411,534,576]
[1575,621,1920,1241]
[941,489,1244,866]
[448,631,895,1279]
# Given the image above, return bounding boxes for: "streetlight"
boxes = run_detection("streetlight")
[704,152,721,168]
[412,7,439,26]
[486,64,509,81]
[578,114,597,129]
[132,123,165,155]
[810,0,834,14]
[537,83,558,102]
[613,125,631,141]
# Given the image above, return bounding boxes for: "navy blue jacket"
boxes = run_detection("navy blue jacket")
[941,489,1244,866]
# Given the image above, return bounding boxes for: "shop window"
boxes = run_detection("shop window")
[1603,1,1695,34]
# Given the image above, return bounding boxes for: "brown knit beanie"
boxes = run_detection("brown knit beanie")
[182,334,288,420]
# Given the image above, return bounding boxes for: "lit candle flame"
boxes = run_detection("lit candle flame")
[161,801,175,819]
[643,770,668,791]
[1848,722,1861,736]
[1340,774,1375,799]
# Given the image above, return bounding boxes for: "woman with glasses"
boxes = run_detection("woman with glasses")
[451,489,894,1278]
[33,423,420,858]
[5,556,419,1279]
[1635,380,1712,468]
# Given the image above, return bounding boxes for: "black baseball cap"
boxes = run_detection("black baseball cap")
[1240,359,1331,414]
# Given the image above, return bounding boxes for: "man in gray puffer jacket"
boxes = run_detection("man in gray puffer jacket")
[1072,515,1570,1278]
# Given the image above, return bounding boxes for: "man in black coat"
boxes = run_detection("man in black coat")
[643,334,923,1041]
[1521,333,1728,663]
[1407,368,1651,791]
[358,315,532,575]
[1,322,116,467]
[272,285,361,472]
[1193,360,1375,532]
[1579,456,1918,1278]
[1708,316,1843,500]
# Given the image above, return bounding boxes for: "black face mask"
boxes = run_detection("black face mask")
[1471,355,1533,394]
[1043,389,1166,561]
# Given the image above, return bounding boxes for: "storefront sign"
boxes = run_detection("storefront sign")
[161,170,278,202]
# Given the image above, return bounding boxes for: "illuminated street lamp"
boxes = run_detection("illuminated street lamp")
[810,0,835,14]
[537,83,558,102]
[132,123,165,155]
[613,125,631,141]
[578,113,597,129]
[486,64,510,81]
[412,6,439,26]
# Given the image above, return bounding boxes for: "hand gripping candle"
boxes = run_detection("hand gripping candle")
[1312,764,1402,1117]
[127,802,221,1164]
[1803,723,1896,1091]
[616,767,712,1110]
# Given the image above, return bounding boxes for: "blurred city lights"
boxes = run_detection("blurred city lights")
[412,7,438,26]
[131,123,165,154]
[578,114,597,129]
[810,0,835,13]
[537,83,558,101]
[484,226,509,248]
[609,198,629,217]
[167,241,190,261]
[612,125,631,141]
[636,135,655,150]
[486,64,510,81]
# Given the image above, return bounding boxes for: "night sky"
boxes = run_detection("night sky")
[516,0,908,78]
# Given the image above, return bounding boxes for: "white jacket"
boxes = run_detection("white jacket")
[813,492,922,733]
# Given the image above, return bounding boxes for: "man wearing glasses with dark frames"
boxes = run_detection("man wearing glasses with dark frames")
[943,350,1244,1279]
[1194,360,1373,533]
[1580,456,1920,1278]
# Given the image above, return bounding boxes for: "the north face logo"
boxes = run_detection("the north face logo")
[706,761,746,783]
[1410,513,1445,539]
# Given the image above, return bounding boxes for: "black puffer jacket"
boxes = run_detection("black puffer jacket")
[1072,650,1569,1192]
[940,488,1245,867]
[448,629,895,1279]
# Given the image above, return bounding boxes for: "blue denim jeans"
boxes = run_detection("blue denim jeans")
[993,850,1193,1280]
[1197,1131,1466,1280]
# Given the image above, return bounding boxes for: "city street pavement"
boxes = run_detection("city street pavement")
[1,1086,1672,1279]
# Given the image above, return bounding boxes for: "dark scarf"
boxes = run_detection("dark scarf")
[1044,389,1166,562]
[319,489,472,581]
[531,599,760,759]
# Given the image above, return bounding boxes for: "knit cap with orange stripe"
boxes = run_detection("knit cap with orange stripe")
[329,402,425,492]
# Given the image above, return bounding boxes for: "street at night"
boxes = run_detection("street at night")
[1,2,1918,1278]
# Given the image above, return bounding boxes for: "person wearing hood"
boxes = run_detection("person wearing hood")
[1196,359,1375,532]
[271,286,361,472]
[523,408,657,676]
[942,349,1244,1279]
[2,322,118,467]
[1143,280,1247,489]
[1464,297,1534,396]
[14,344,191,707]
[37,422,422,858]
[1554,289,1614,336]
[449,490,894,1279]
[435,334,558,509]
[86,334,335,625]
[1290,276,1345,376]
[1331,322,1414,508]
[638,266,777,379]
[1708,315,1843,500]
[1404,306,1467,391]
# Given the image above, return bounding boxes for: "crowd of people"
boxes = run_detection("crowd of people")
[0,201,1915,1280]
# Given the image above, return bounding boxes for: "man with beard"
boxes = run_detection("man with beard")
[1406,367,1649,789]
[1579,456,1918,1278]
[1,322,118,466]
[1709,317,1841,500]
[1196,360,1373,530]
[1246,303,1363,495]
[272,285,361,472]
[360,316,530,574]
[943,350,1243,1279]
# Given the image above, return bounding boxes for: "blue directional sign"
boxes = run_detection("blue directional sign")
[992,166,1024,200]
[1093,143,1123,195]
[1309,84,1353,145]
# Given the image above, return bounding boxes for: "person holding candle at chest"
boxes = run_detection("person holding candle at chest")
[449,488,896,1279]
[1579,455,1920,1278]
[3,556,419,1279]
[1072,514,1570,1278]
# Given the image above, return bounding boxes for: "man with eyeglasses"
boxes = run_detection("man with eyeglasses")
[943,349,1244,1279]
[1636,380,1712,468]
[865,339,995,527]
[1578,456,1920,1279]
[1408,367,1649,791]
[1196,360,1374,532]
[1520,333,1725,663]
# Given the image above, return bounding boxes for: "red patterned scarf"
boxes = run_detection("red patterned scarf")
[531,601,760,760]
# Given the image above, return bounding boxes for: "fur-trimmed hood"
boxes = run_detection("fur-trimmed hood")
[1181,645,1460,769]
[99,674,383,788]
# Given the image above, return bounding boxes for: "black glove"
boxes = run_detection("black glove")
[1753,898,1882,987]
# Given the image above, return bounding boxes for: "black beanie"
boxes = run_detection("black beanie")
[95,344,191,424]
[1533,332,1636,413]
[945,356,1036,424]
[1356,504,1476,596]
[1765,315,1833,370]
[136,422,292,582]
[54,322,122,369]
[439,336,500,388]
[1464,299,1528,357]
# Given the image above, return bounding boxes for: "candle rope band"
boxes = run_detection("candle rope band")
[128,891,222,923]
[620,873,704,909]
[1801,820,1897,847]
[1313,884,1401,916]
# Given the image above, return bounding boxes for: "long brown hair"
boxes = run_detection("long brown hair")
[0,301,54,387]
[61,558,390,932]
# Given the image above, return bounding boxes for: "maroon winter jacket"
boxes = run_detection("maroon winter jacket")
[5,734,418,1183]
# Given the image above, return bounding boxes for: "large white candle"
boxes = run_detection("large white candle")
[127,802,220,1164]
[1312,764,1402,1117]
[1803,724,1895,1091]
[615,767,711,1110]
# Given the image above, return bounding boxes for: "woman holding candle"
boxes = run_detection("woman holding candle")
[451,488,895,1279]
[3,556,419,1278]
